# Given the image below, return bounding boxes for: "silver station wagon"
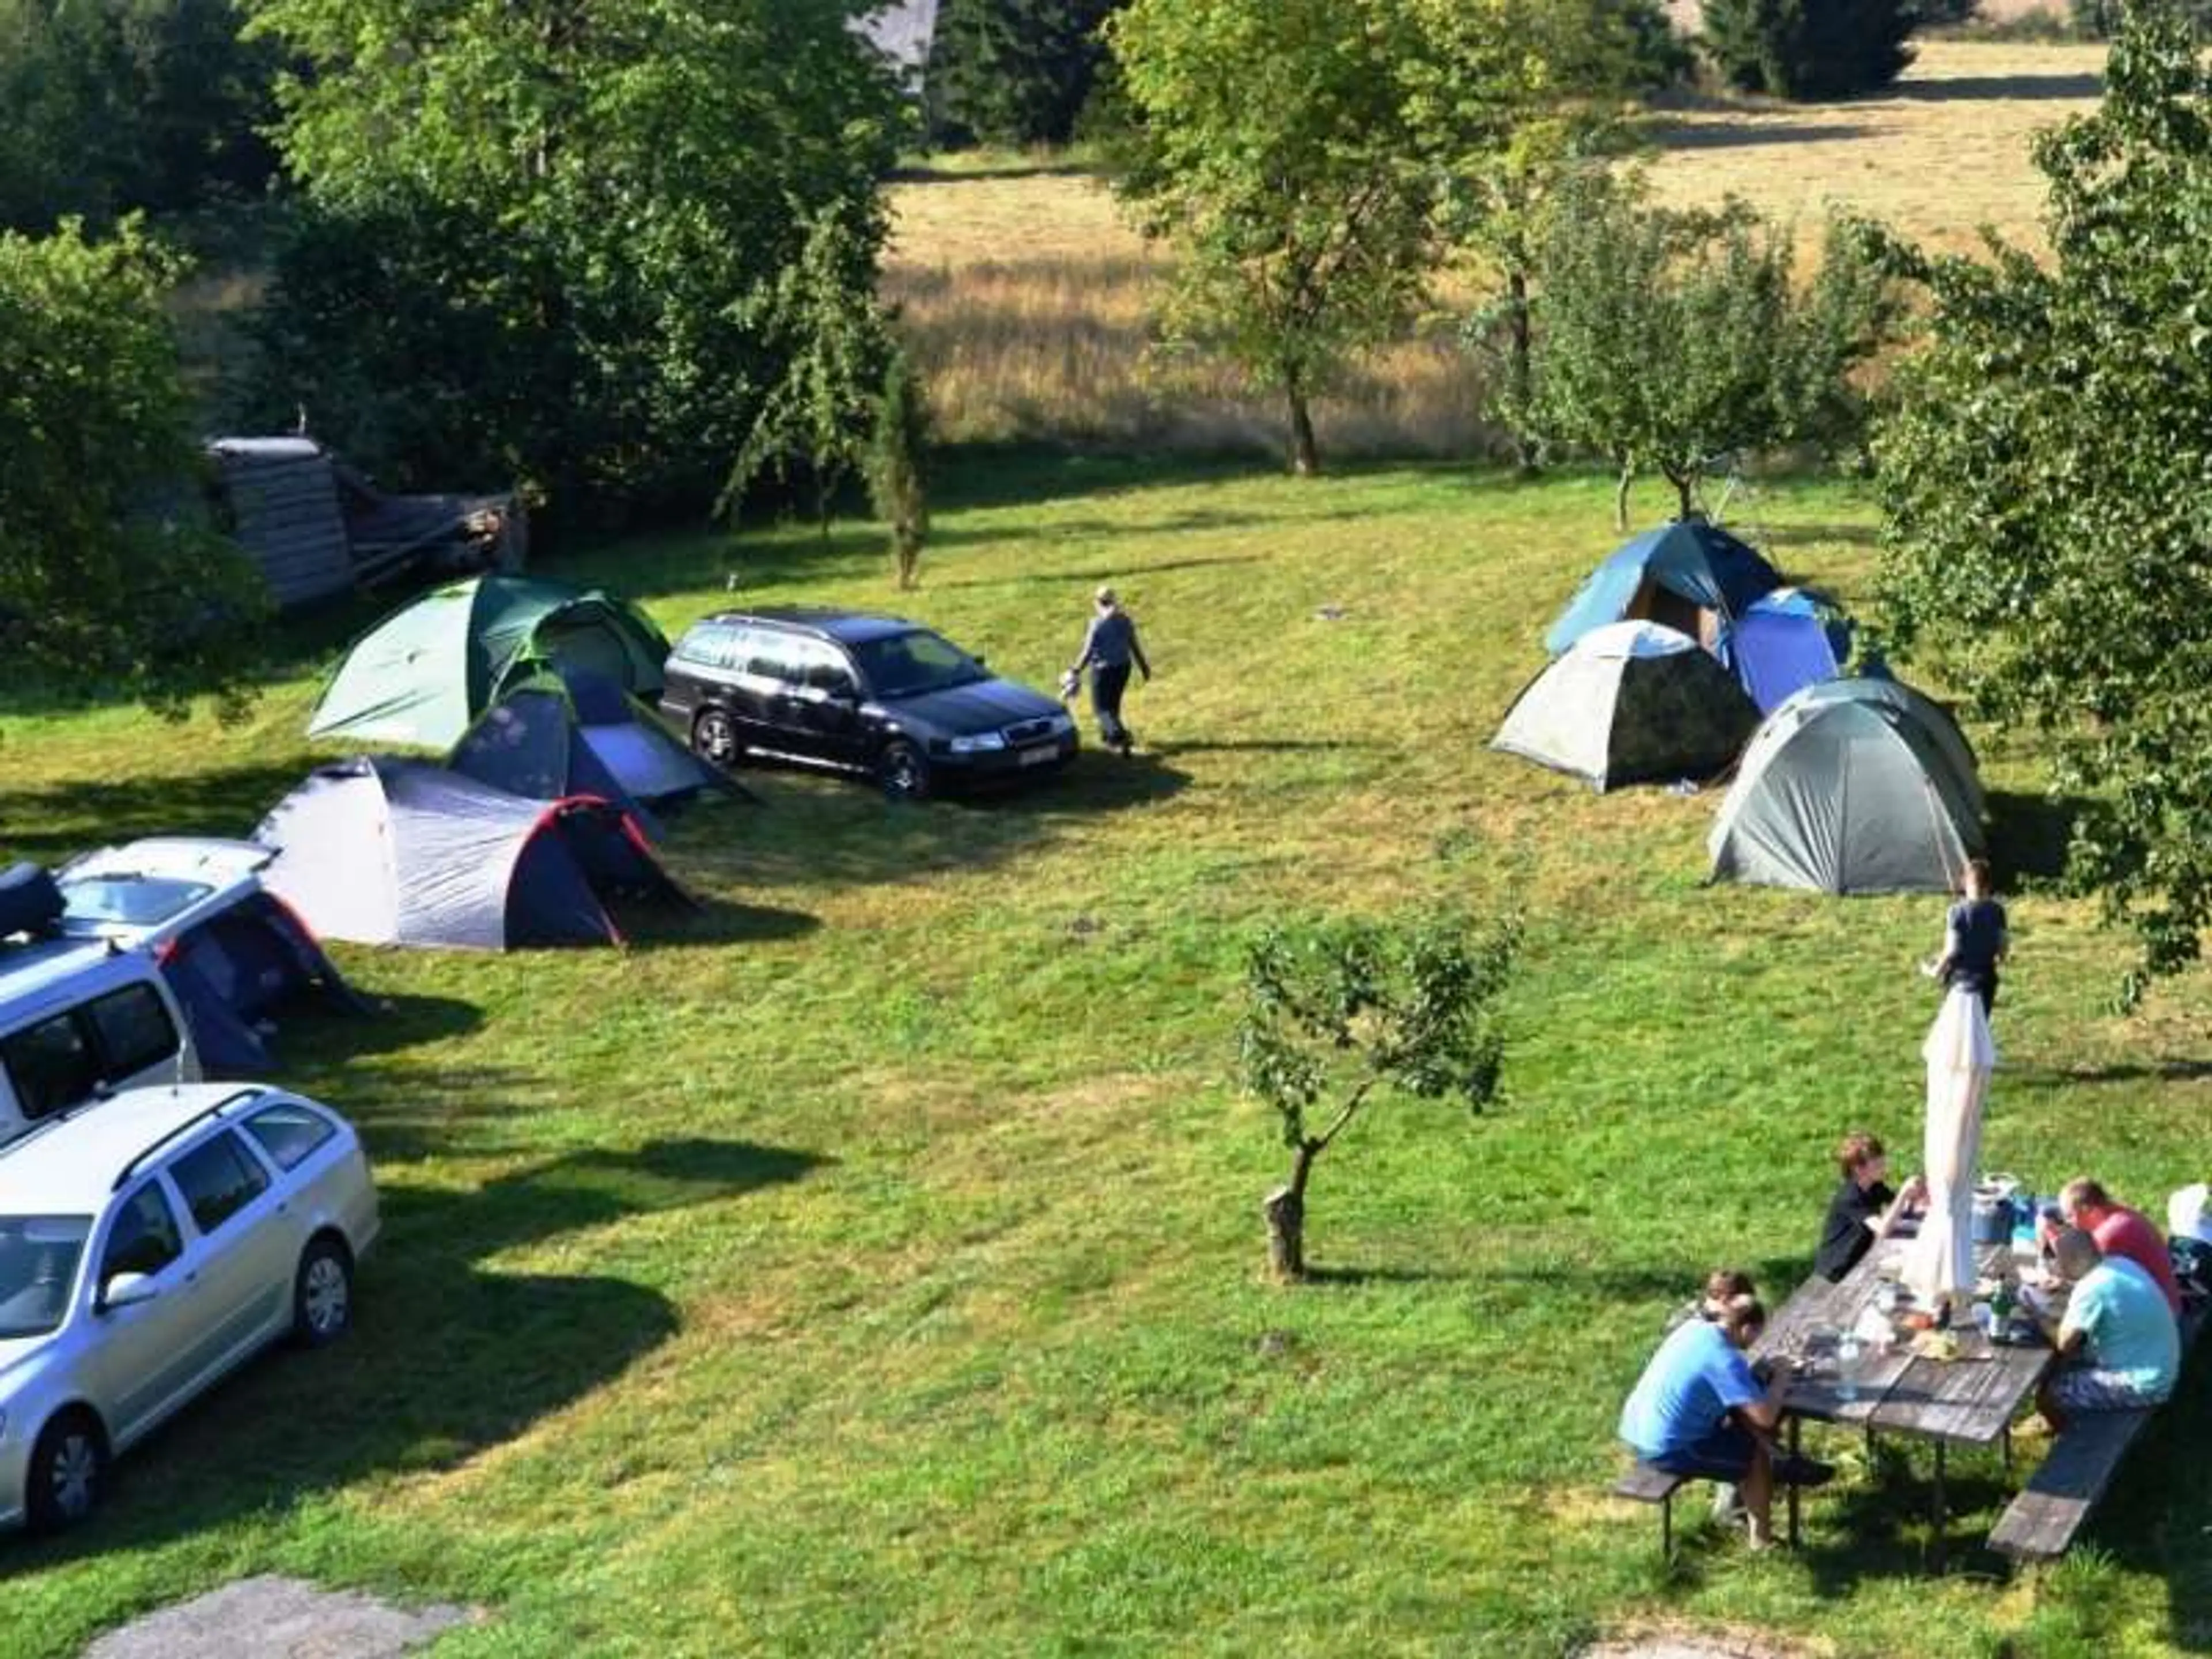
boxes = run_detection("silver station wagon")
[0,1084,379,1531]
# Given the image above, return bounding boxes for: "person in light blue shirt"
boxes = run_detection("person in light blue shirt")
[1620,1295,1806,1547]
[2036,1228,2181,1429]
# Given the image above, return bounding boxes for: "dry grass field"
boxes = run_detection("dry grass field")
[885,39,2109,456]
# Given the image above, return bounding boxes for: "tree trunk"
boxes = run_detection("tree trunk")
[1507,267,1537,476]
[1671,467,1696,521]
[1614,457,1634,532]
[1264,1140,1320,1282]
[1286,380,1320,478]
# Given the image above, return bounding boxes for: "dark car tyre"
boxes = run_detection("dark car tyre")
[26,1410,105,1533]
[878,740,931,801]
[692,706,744,769]
[291,1236,354,1349]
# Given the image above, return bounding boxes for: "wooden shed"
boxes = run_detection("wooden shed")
[208,438,354,609]
[207,436,526,612]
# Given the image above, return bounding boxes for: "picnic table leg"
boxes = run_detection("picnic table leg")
[1931,1440,1948,1573]
[1787,1418,1802,1548]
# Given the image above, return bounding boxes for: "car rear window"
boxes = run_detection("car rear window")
[168,1131,271,1236]
[243,1101,338,1171]
[59,874,211,926]
[1,1012,98,1121]
[86,984,179,1078]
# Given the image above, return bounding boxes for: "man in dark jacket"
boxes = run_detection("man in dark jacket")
[1065,586,1151,756]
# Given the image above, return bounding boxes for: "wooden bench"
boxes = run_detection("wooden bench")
[1611,1462,1692,1561]
[1989,1304,2206,1564]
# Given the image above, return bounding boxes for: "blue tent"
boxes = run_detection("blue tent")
[1726,587,1863,713]
[1545,520,1783,656]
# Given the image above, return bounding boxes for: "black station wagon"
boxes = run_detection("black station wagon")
[660,608,1078,799]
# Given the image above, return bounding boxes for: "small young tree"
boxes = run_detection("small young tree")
[1237,911,1520,1282]
[721,204,900,532]
[865,345,930,590]
[1526,177,1898,527]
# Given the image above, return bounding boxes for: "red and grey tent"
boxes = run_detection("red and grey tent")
[255,757,688,950]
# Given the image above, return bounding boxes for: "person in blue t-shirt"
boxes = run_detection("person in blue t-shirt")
[1620,1295,1826,1547]
[2033,1228,2181,1430]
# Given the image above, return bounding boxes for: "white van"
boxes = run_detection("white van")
[0,940,202,1145]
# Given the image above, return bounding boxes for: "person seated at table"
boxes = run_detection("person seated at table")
[1663,1267,1759,1334]
[1815,1132,1927,1283]
[1620,1294,1831,1549]
[2032,1228,2181,1432]
[2056,1177,2184,1316]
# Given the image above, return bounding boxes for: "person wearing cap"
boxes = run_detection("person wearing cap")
[1065,585,1151,756]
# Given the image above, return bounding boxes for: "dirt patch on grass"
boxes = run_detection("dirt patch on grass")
[84,1576,472,1658]
[1581,1626,1824,1659]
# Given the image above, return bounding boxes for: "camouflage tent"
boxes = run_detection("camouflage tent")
[1492,622,1758,792]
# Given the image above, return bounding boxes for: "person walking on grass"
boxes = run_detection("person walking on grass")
[1063,585,1151,756]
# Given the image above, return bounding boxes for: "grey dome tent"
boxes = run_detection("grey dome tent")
[1491,621,1759,791]
[449,665,728,832]
[1708,677,1985,895]
[255,757,688,950]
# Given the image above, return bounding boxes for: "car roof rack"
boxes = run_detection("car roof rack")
[111,1086,267,1192]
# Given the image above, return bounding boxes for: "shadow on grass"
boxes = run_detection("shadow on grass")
[1652,121,1877,152]
[665,753,1191,896]
[279,989,485,1059]
[2099,1355,2212,1653]
[1883,73,2103,104]
[653,895,823,947]
[1790,1435,2018,1590]
[0,1135,824,1575]
[2011,1058,2212,1088]
[1988,790,2082,887]
[938,551,1267,591]
[0,758,312,865]
[1759,522,1883,555]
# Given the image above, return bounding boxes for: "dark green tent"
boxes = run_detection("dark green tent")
[308,575,670,749]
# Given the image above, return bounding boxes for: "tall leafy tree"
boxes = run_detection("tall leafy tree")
[0,220,264,714]
[927,0,1122,147]
[0,0,279,232]
[1877,10,2212,1003]
[245,0,903,520]
[1524,176,1897,526]
[1108,0,1530,476]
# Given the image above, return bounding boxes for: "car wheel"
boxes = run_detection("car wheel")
[877,740,931,802]
[26,1411,105,1533]
[291,1236,354,1349]
[692,707,743,769]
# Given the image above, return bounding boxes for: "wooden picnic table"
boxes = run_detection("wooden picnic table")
[1755,1232,2055,1566]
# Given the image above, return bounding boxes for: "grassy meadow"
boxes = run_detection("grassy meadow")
[887,40,2108,455]
[3,457,2210,1657]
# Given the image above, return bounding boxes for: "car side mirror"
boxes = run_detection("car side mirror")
[99,1272,160,1313]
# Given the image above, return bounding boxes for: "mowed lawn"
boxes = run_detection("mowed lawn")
[2,457,2209,1657]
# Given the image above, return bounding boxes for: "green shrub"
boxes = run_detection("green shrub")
[1700,0,1917,99]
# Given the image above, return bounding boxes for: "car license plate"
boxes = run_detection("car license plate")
[1018,744,1058,767]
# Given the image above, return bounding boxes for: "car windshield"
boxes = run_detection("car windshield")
[851,630,987,699]
[58,874,212,926]
[0,1217,91,1338]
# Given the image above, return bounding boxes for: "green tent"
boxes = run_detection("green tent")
[1707,677,1985,895]
[307,576,671,749]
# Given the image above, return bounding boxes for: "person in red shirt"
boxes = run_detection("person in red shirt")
[2059,1177,2184,1316]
